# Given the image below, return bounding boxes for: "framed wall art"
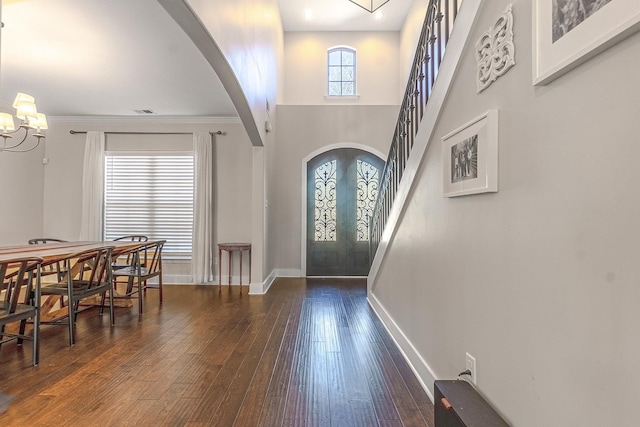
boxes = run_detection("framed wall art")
[442,110,498,198]
[533,0,640,85]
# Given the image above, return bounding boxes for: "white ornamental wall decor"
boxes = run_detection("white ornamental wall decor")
[476,4,516,93]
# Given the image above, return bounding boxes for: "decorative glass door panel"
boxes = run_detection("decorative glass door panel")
[307,148,383,276]
[356,159,379,242]
[314,160,337,242]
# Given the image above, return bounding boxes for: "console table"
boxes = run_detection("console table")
[218,242,251,294]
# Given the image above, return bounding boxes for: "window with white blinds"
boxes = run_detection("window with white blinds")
[104,153,194,259]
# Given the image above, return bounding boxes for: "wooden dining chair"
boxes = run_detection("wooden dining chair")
[111,235,150,295]
[111,235,148,269]
[112,240,165,315]
[27,238,67,244]
[0,256,43,366]
[40,246,115,346]
[28,238,68,282]
[113,235,148,242]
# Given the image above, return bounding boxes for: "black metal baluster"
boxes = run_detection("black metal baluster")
[369,0,464,255]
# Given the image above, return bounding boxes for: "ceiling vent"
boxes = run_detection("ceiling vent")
[133,109,156,114]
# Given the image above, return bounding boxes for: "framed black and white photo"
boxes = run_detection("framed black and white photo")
[533,0,640,85]
[442,110,498,198]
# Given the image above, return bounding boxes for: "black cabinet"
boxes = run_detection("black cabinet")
[434,380,509,427]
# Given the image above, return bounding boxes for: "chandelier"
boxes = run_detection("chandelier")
[348,0,390,13]
[0,93,48,153]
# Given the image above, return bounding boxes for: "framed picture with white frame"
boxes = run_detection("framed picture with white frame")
[442,110,498,198]
[533,0,640,85]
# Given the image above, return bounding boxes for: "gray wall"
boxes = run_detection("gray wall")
[273,105,397,274]
[273,29,403,276]
[371,1,640,426]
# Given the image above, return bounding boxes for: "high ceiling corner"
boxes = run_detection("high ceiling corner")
[0,0,413,118]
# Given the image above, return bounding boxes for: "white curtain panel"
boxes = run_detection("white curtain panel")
[192,132,215,283]
[79,131,105,241]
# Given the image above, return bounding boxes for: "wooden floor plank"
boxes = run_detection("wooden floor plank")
[232,298,291,426]
[212,298,285,426]
[0,279,433,427]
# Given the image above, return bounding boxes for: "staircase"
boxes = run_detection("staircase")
[368,0,483,280]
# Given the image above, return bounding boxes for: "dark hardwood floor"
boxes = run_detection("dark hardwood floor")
[0,278,434,426]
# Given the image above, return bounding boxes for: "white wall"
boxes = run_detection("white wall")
[284,31,402,105]
[399,0,429,83]
[179,0,284,147]
[371,1,640,426]
[0,8,44,241]
[42,117,253,284]
[0,132,45,244]
[0,6,44,242]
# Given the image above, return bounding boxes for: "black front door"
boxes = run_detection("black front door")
[306,148,383,276]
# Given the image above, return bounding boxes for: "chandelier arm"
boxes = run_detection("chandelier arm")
[0,127,42,152]
[0,139,42,152]
[0,141,41,153]
[0,127,30,150]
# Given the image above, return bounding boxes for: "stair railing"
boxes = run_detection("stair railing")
[370,0,462,256]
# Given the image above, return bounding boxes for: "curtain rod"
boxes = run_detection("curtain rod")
[69,130,223,136]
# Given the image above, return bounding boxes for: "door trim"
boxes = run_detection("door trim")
[300,143,385,277]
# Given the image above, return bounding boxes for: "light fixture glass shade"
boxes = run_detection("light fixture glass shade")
[15,100,38,121]
[30,113,48,130]
[348,0,390,13]
[0,113,16,132]
[12,92,35,109]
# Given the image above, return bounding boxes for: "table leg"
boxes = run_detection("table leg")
[218,247,222,293]
[239,250,243,295]
[228,250,232,290]
[248,248,251,286]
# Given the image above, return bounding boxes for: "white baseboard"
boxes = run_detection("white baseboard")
[160,274,191,284]
[216,274,252,286]
[249,269,303,295]
[273,268,303,277]
[163,275,255,286]
[367,291,437,403]
[249,271,274,295]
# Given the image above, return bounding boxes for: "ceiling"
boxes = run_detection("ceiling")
[0,0,411,118]
[279,0,412,31]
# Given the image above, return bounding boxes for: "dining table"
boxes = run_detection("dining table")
[0,240,157,321]
[0,240,147,261]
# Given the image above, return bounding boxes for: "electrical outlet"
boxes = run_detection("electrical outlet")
[465,352,477,385]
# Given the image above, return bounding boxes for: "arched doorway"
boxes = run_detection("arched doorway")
[306,148,384,276]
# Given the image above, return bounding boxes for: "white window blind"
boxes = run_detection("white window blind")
[104,153,194,259]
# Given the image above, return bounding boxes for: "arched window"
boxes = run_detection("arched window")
[327,46,356,96]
